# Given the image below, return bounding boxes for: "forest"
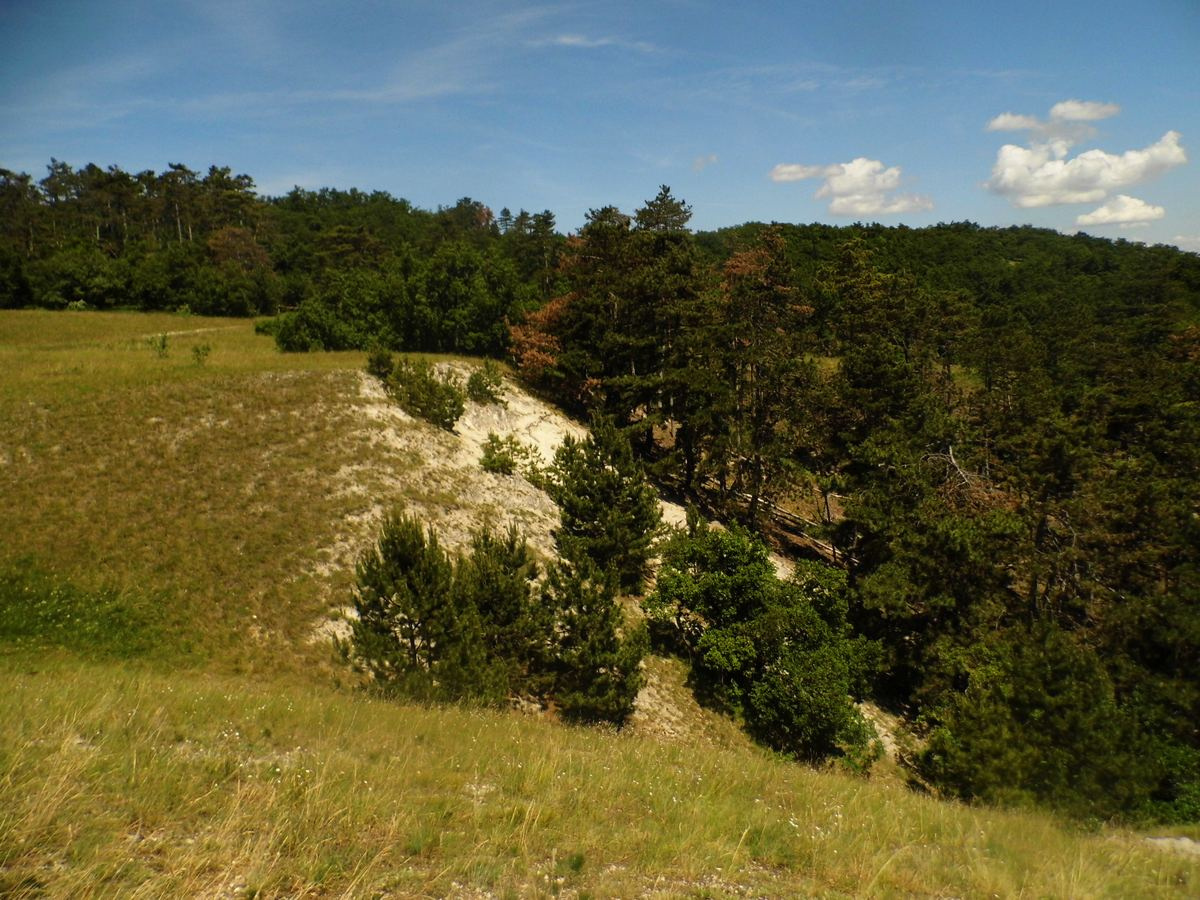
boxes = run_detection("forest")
[2,160,1198,823]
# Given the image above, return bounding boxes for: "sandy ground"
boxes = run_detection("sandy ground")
[305,364,748,745]
[309,365,578,643]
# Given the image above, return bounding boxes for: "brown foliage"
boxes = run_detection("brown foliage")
[509,294,569,383]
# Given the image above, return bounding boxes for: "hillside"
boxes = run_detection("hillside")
[2,310,1198,897]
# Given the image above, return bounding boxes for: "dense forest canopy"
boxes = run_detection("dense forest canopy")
[3,161,1199,822]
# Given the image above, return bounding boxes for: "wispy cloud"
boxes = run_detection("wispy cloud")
[182,6,559,114]
[770,157,932,217]
[529,33,659,53]
[184,0,290,62]
[692,153,718,173]
[0,53,164,132]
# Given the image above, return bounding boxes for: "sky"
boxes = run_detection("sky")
[2,0,1198,249]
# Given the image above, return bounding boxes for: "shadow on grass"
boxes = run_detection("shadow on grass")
[0,557,200,663]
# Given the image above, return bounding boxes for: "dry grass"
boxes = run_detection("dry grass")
[1,655,1195,898]
[0,311,411,674]
[1,310,1197,897]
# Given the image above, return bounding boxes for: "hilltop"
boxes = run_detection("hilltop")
[1,310,1197,897]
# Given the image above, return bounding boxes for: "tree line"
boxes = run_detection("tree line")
[0,161,562,354]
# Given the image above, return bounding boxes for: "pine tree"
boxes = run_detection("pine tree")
[543,559,646,725]
[455,525,552,695]
[549,414,661,594]
[349,512,494,701]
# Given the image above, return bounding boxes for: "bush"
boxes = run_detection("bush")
[349,513,500,702]
[366,345,395,381]
[479,432,546,479]
[386,358,465,430]
[919,624,1158,820]
[467,360,506,405]
[647,520,875,763]
[480,432,520,475]
[349,511,643,724]
[274,299,361,351]
[457,526,553,697]
[542,559,646,725]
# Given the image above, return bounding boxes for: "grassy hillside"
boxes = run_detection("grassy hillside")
[1,310,1197,897]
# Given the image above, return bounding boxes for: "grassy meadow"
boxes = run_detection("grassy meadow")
[1,309,1197,897]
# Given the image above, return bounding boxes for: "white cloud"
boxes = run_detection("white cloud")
[1076,194,1165,226]
[530,34,658,53]
[692,153,718,173]
[1049,99,1120,122]
[986,98,1120,146]
[771,157,932,217]
[1173,234,1200,253]
[769,163,834,182]
[986,112,1041,132]
[987,130,1186,207]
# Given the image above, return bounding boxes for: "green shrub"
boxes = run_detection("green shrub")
[191,342,211,365]
[457,525,553,697]
[543,559,646,725]
[349,512,642,724]
[481,432,527,475]
[366,345,395,381]
[476,432,548,483]
[254,316,283,337]
[919,624,1159,821]
[548,415,661,594]
[274,299,361,351]
[647,521,875,763]
[467,360,506,405]
[349,513,500,703]
[386,358,465,430]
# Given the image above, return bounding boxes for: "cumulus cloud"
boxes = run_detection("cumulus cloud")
[1076,195,1165,227]
[984,100,1187,211]
[1050,99,1121,122]
[987,130,1186,207]
[692,153,719,173]
[1173,234,1200,253]
[770,157,932,217]
[986,98,1121,146]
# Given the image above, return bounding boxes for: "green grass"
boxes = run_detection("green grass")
[0,562,168,661]
[1,309,1197,897]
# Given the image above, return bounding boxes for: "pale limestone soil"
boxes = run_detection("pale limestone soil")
[1146,836,1200,857]
[305,364,895,755]
[308,366,572,643]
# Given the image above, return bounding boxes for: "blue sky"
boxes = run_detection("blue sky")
[3,0,1198,248]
